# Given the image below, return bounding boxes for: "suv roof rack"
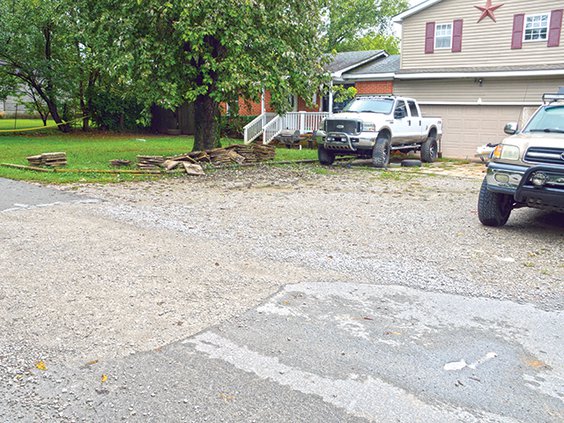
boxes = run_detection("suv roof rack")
[542,88,564,103]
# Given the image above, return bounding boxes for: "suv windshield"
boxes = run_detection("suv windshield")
[524,104,564,134]
[342,98,394,114]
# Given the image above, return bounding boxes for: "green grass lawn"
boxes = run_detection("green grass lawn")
[0,132,318,183]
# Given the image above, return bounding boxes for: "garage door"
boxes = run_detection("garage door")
[420,105,526,159]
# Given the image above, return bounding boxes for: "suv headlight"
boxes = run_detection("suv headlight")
[492,144,520,161]
[362,122,377,132]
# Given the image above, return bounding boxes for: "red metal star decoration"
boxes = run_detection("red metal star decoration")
[474,0,504,23]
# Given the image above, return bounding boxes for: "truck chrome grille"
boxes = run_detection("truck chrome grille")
[525,147,564,165]
[325,120,361,134]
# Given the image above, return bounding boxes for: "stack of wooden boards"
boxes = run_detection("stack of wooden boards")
[27,152,67,167]
[137,156,166,169]
[139,144,276,172]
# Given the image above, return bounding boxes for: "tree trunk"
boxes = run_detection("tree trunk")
[79,80,89,131]
[33,83,70,132]
[193,95,220,151]
[42,25,70,132]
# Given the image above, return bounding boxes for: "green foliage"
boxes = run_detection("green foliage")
[219,115,258,139]
[333,86,358,103]
[324,0,408,51]
[336,33,401,55]
[90,89,146,131]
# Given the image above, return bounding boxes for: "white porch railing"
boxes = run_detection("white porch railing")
[243,112,276,144]
[262,112,329,144]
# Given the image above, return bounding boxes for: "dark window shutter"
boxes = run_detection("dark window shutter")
[425,22,435,54]
[511,14,525,49]
[548,9,563,47]
[452,19,463,52]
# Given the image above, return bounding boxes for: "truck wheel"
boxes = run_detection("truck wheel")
[372,135,391,168]
[318,145,335,165]
[477,177,513,227]
[401,159,422,167]
[421,135,438,163]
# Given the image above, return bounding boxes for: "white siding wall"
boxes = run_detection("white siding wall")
[394,76,564,103]
[401,0,564,70]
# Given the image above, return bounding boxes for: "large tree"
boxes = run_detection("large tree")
[335,33,400,54]
[0,0,76,131]
[0,0,119,131]
[323,0,408,52]
[111,0,329,150]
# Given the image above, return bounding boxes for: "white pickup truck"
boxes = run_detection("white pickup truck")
[317,96,443,167]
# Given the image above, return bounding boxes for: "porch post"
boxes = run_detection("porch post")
[328,81,334,115]
[261,88,266,129]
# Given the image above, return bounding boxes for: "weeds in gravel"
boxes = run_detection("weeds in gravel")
[375,170,422,181]
[311,167,330,175]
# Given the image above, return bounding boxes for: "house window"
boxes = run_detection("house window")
[435,23,452,49]
[524,14,549,41]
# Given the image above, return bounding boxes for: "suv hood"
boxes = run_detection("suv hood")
[503,132,564,150]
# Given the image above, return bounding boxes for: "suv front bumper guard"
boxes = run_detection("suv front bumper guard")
[324,132,358,152]
[514,165,564,209]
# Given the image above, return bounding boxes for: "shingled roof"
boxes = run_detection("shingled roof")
[344,55,400,76]
[325,50,386,74]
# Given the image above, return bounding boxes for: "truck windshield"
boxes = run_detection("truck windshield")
[524,105,564,134]
[342,98,394,114]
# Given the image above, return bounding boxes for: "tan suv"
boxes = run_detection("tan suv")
[478,89,564,227]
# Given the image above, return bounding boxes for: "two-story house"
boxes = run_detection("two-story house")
[393,0,564,157]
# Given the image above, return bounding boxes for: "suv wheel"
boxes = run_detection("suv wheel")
[421,135,438,163]
[372,135,391,168]
[318,145,335,165]
[478,177,513,227]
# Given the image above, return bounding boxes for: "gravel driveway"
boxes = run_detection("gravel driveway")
[0,162,562,420]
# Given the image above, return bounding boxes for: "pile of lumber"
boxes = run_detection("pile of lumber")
[27,152,67,167]
[110,159,131,167]
[137,155,166,169]
[171,144,276,167]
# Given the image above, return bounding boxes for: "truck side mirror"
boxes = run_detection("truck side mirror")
[504,122,518,135]
[394,110,405,119]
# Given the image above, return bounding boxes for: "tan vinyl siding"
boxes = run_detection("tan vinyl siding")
[401,0,564,70]
[394,76,564,103]
[420,105,525,158]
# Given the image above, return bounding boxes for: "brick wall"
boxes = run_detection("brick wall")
[297,96,321,112]
[355,81,393,95]
[237,92,322,116]
[238,92,275,116]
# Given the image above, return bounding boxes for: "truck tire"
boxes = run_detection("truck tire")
[318,145,335,165]
[372,135,391,168]
[421,135,438,163]
[401,159,422,167]
[477,177,513,227]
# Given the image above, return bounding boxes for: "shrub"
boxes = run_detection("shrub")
[220,115,258,139]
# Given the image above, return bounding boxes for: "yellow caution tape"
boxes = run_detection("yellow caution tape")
[0,116,88,133]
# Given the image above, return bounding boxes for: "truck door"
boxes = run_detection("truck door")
[407,100,424,141]
[393,100,411,144]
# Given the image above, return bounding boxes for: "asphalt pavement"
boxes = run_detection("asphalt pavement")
[0,178,97,212]
[13,282,563,422]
